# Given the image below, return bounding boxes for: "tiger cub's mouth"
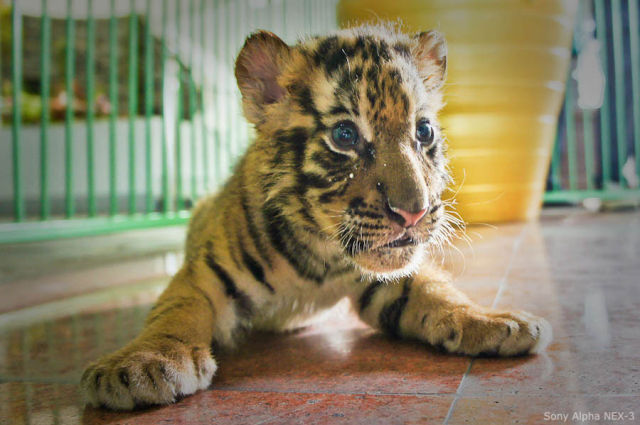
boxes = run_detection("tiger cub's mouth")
[379,235,418,249]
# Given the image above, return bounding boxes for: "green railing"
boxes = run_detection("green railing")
[546,0,640,205]
[1,0,338,243]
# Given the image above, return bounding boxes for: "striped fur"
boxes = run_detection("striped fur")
[81,24,552,410]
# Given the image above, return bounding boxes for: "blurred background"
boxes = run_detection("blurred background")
[0,0,639,241]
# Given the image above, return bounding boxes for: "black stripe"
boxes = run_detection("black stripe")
[310,151,348,176]
[393,42,411,59]
[187,281,217,315]
[388,69,403,85]
[325,41,356,76]
[314,35,339,65]
[379,280,411,338]
[426,143,438,159]
[399,91,410,116]
[361,141,376,164]
[318,179,352,204]
[240,242,275,293]
[262,199,327,284]
[357,222,387,230]
[329,103,349,116]
[366,66,380,83]
[290,84,324,130]
[223,222,242,269]
[204,247,254,319]
[296,199,319,229]
[241,190,272,267]
[352,209,384,220]
[428,203,442,214]
[366,86,377,109]
[359,280,384,311]
[300,172,332,189]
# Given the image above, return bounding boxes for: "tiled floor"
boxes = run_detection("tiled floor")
[1,208,638,424]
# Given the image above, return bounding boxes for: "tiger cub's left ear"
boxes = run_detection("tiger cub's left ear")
[412,30,447,91]
[235,30,291,124]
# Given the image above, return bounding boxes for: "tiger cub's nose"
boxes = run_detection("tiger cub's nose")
[388,204,427,228]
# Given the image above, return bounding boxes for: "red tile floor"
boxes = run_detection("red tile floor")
[0,208,638,424]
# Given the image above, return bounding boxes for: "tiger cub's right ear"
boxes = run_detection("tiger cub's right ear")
[235,30,291,124]
[412,30,447,91]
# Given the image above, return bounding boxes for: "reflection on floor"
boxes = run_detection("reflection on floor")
[1,209,638,424]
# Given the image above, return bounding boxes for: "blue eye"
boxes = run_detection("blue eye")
[416,119,434,145]
[331,121,359,148]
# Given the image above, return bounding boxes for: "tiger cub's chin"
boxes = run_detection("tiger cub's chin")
[350,243,426,278]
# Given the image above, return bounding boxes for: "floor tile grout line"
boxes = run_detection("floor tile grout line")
[443,360,474,424]
[490,224,529,309]
[211,387,457,397]
[443,224,530,424]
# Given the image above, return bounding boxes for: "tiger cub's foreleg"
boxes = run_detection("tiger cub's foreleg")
[352,274,552,356]
[81,266,224,410]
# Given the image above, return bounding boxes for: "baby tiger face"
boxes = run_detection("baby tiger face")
[236,24,451,279]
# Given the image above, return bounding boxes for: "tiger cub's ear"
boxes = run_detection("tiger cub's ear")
[412,30,447,91]
[235,30,291,124]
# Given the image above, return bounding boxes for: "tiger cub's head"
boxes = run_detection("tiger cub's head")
[235,24,452,279]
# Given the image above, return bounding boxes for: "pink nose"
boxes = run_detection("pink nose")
[390,207,427,228]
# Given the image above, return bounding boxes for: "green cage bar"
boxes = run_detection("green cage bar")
[175,0,184,211]
[86,0,97,217]
[225,0,234,165]
[40,0,51,220]
[629,0,640,177]
[549,131,562,191]
[611,0,628,187]
[304,0,312,33]
[594,0,612,186]
[65,0,75,218]
[128,0,139,215]
[216,0,231,181]
[582,110,595,191]
[282,0,287,41]
[144,0,154,214]
[11,0,24,222]
[266,0,273,30]
[161,0,170,214]
[213,0,223,185]
[189,0,198,202]
[109,0,119,216]
[200,0,210,193]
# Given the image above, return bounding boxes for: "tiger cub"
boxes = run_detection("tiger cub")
[82,24,551,410]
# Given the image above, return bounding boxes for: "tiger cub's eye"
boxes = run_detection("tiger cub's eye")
[416,119,434,145]
[331,121,359,149]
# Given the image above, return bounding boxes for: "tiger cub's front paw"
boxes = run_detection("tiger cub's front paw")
[428,309,552,357]
[81,340,217,410]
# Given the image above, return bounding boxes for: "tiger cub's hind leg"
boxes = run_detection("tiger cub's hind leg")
[81,267,221,410]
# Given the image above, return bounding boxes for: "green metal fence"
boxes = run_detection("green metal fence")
[545,0,640,205]
[2,0,639,245]
[1,0,338,243]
